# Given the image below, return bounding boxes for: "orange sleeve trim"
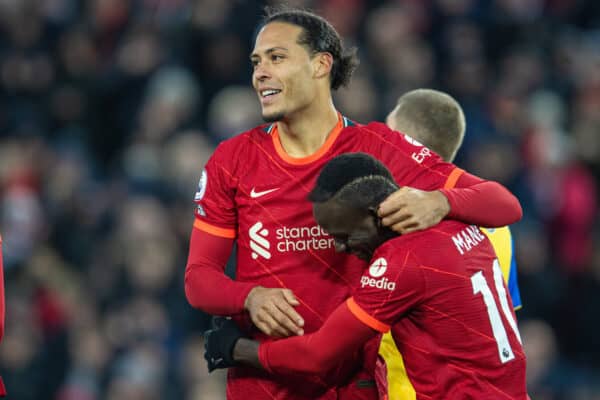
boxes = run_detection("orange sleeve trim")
[443,167,464,189]
[272,113,343,165]
[346,298,390,333]
[193,218,236,239]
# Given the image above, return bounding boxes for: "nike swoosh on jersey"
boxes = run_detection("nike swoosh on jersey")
[250,187,279,198]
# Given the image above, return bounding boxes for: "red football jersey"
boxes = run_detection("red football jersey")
[349,220,527,399]
[194,115,463,399]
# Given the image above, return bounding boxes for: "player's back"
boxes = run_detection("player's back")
[383,221,527,399]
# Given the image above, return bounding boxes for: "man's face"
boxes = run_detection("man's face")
[251,22,319,122]
[313,198,382,261]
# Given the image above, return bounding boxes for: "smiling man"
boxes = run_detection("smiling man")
[204,153,528,400]
[185,6,523,400]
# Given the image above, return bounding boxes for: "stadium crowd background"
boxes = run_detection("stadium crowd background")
[0,0,598,399]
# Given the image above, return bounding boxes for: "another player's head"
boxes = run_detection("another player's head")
[251,7,359,122]
[386,89,465,162]
[309,153,398,261]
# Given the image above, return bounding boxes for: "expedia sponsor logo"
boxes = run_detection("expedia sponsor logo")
[249,222,335,260]
[360,257,395,291]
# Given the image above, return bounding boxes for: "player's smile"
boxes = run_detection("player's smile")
[258,87,282,106]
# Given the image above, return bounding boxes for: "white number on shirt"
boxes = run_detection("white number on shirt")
[471,259,522,363]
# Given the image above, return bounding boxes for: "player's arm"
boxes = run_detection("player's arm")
[185,227,304,337]
[204,300,380,375]
[186,147,304,336]
[364,123,522,233]
[378,172,521,234]
[185,225,254,315]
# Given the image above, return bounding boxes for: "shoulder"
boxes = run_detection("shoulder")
[376,221,472,259]
[211,124,272,161]
[341,121,425,155]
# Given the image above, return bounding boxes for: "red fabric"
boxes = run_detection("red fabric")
[261,220,528,399]
[353,220,527,399]
[184,228,255,315]
[186,119,522,399]
[260,303,376,374]
[442,172,523,227]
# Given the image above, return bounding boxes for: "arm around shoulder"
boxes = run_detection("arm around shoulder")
[440,172,522,227]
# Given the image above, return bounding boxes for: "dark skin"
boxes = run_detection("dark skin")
[233,197,397,368]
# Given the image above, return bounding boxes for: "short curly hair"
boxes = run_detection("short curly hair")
[309,152,398,209]
[259,6,359,90]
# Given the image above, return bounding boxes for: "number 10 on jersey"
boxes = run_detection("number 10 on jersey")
[471,259,522,363]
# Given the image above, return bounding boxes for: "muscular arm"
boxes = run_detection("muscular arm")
[233,301,378,375]
[441,171,523,227]
[379,171,522,233]
[184,226,255,315]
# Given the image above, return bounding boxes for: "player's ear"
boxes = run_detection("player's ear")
[313,52,333,80]
[368,206,383,230]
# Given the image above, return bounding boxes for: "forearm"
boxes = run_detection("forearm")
[441,176,522,227]
[233,338,262,369]
[253,303,376,375]
[185,265,255,315]
[184,227,255,315]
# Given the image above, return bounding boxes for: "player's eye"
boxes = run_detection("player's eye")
[271,54,284,62]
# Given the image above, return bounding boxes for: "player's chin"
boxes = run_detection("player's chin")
[262,110,285,123]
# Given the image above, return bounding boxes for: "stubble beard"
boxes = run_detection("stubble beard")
[262,111,285,123]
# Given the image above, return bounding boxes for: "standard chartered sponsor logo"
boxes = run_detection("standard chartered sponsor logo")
[249,222,270,260]
[248,222,335,260]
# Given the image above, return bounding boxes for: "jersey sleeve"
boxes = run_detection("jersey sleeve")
[361,122,461,190]
[185,141,257,315]
[359,123,522,227]
[349,245,425,331]
[193,142,238,238]
[185,228,255,315]
[259,301,378,376]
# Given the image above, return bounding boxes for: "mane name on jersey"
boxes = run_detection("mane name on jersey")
[452,225,486,255]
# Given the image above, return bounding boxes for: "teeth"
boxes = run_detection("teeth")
[261,89,280,97]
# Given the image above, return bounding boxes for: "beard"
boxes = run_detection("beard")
[262,111,285,123]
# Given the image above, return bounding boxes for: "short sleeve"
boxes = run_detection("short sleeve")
[193,142,238,237]
[350,244,425,329]
[361,122,463,190]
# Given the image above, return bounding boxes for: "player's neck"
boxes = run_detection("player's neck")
[276,100,339,158]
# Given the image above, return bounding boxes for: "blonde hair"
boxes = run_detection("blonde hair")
[387,89,465,162]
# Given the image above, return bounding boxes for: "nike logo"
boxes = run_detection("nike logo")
[250,187,279,198]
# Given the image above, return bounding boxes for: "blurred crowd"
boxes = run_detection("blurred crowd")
[0,0,598,399]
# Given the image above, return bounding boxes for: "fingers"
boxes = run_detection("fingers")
[282,288,300,306]
[378,187,410,218]
[380,209,411,229]
[247,288,304,337]
[254,308,299,338]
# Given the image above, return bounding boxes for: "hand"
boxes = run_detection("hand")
[204,317,244,372]
[244,286,304,337]
[378,187,450,234]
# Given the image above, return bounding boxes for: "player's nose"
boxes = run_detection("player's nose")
[253,63,271,82]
